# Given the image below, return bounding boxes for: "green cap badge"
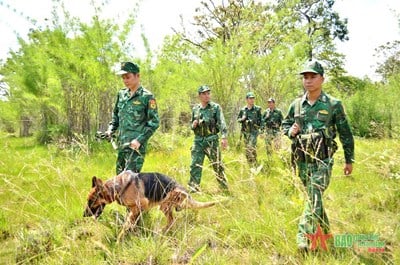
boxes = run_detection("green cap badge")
[246,92,255,98]
[116,62,140,75]
[299,60,324,76]
[198,85,211,93]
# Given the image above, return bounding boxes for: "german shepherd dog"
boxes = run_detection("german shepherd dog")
[83,170,217,232]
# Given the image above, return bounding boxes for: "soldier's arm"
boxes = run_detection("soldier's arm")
[260,110,266,129]
[190,107,198,130]
[334,101,355,164]
[136,96,160,144]
[282,103,296,138]
[217,105,228,139]
[278,109,284,126]
[237,109,245,123]
[256,107,262,126]
[107,92,120,134]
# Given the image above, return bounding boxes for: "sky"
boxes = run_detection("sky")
[0,0,399,80]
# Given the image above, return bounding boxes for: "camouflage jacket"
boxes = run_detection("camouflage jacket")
[282,91,354,164]
[237,105,262,133]
[261,108,283,131]
[108,86,160,147]
[191,101,227,138]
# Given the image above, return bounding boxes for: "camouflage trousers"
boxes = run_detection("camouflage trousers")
[242,131,259,166]
[116,145,146,175]
[296,159,333,246]
[189,135,228,189]
[264,129,281,155]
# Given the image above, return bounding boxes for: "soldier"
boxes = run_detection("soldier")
[188,85,229,193]
[261,98,283,154]
[237,91,262,166]
[282,60,354,251]
[106,62,160,174]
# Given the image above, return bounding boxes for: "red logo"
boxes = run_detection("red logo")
[305,224,333,251]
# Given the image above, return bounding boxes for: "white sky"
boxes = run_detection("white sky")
[0,0,399,80]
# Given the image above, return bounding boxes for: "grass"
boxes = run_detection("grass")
[0,132,399,264]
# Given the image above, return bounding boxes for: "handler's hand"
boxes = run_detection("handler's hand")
[344,163,353,176]
[130,139,141,150]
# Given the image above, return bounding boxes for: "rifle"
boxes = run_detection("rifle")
[95,131,118,150]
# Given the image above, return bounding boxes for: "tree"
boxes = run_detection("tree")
[375,40,400,81]
[0,1,137,143]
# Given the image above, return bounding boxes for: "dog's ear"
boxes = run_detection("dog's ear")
[91,176,97,188]
[91,176,103,188]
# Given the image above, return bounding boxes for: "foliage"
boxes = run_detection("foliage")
[0,134,399,264]
[375,40,400,81]
[0,1,136,143]
[345,80,400,138]
[0,0,398,143]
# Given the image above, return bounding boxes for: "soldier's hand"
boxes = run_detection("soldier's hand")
[130,139,141,150]
[290,123,300,137]
[192,120,199,128]
[221,138,228,150]
[344,163,353,176]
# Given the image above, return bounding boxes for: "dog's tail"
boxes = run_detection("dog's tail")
[185,197,217,209]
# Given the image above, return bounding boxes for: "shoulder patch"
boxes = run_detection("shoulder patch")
[149,99,157,109]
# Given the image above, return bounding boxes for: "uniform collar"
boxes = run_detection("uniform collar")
[124,86,143,98]
[199,101,212,109]
[301,91,327,105]
[246,105,255,110]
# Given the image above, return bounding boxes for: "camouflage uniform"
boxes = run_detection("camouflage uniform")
[108,62,160,174]
[237,92,262,166]
[261,100,283,154]
[189,85,228,191]
[282,91,354,248]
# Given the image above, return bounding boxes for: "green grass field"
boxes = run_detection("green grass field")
[0,132,399,264]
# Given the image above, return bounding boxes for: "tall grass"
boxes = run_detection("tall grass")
[0,132,398,264]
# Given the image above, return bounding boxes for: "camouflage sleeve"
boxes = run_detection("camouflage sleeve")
[136,96,160,144]
[281,102,296,138]
[190,106,197,130]
[334,101,355,164]
[278,109,283,126]
[217,105,228,138]
[237,109,244,123]
[256,107,262,126]
[108,91,120,133]
[260,110,266,129]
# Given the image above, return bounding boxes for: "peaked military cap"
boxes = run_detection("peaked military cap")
[300,60,324,76]
[267,97,275,103]
[116,62,140,75]
[246,91,255,98]
[198,85,211,93]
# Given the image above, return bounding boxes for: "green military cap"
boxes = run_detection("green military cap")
[300,60,324,76]
[246,91,255,98]
[116,62,140,75]
[198,85,211,93]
